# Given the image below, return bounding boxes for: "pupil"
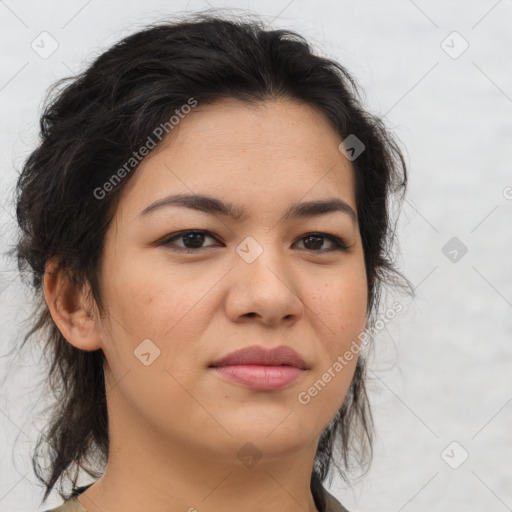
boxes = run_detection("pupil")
[183,232,204,248]
[304,235,322,250]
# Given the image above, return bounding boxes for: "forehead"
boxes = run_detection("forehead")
[116,97,356,219]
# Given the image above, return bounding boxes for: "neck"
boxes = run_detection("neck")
[78,393,321,512]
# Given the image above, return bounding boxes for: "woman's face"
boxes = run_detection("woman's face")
[95,97,368,466]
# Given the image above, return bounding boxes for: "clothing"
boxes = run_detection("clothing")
[43,482,349,512]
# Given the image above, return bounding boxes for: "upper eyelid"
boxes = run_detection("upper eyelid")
[162,230,218,244]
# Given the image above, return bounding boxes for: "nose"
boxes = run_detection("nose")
[224,243,305,327]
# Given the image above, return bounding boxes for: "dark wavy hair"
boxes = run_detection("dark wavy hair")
[7,10,412,511]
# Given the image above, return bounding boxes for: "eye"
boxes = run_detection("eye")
[160,230,220,253]
[160,230,349,254]
[293,233,349,252]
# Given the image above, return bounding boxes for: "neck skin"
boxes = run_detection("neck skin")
[78,374,321,512]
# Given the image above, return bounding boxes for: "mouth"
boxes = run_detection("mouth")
[208,345,308,391]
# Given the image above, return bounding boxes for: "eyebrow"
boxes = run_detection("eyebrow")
[138,193,357,223]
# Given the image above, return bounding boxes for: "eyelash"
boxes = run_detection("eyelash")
[160,230,349,254]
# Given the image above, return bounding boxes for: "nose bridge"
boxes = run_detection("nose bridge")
[235,232,287,284]
[228,233,303,323]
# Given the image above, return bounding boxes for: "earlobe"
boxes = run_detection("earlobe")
[43,258,103,352]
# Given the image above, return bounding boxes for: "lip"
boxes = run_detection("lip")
[209,345,308,391]
[210,345,308,369]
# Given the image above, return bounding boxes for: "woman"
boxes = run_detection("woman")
[12,12,411,512]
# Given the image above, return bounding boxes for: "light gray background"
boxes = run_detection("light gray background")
[1,1,511,511]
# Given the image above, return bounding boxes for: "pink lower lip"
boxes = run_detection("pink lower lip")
[211,364,305,391]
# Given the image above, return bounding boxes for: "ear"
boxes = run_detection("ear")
[43,257,103,351]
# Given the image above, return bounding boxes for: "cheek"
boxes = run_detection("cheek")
[100,257,220,378]
[297,273,367,424]
[314,263,368,343]
[104,255,198,333]
[98,267,212,429]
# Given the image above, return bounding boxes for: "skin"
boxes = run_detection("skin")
[44,97,368,512]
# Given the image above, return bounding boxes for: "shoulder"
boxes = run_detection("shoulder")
[42,485,93,512]
[323,486,351,512]
[43,484,344,512]
[42,495,88,512]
